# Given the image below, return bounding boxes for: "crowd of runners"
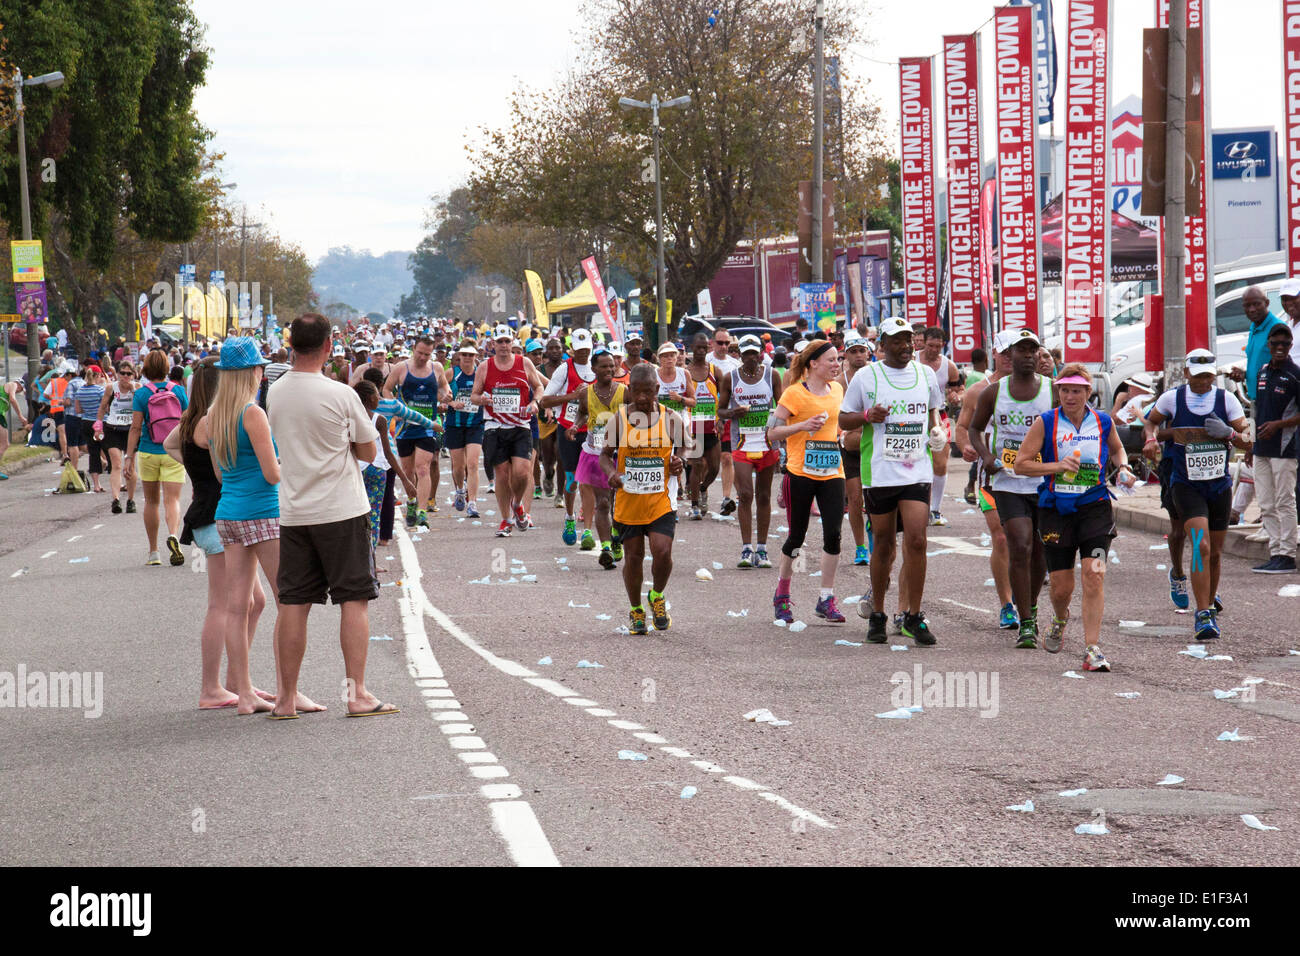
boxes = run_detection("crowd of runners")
[4,281,1300,713]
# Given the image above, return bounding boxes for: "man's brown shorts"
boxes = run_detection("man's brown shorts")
[278,514,378,605]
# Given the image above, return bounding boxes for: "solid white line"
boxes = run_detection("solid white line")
[40,551,57,559]
[395,528,560,867]
[91,523,103,530]
[523,677,577,698]
[939,598,993,614]
[10,569,26,578]
[66,535,82,542]
[420,592,536,678]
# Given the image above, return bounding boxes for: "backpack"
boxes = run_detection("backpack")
[143,381,182,444]
[257,374,270,412]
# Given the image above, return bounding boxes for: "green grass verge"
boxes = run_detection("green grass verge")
[0,444,51,469]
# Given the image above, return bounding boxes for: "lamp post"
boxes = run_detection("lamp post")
[11,68,65,410]
[619,93,690,349]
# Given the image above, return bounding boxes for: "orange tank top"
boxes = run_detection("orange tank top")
[613,404,675,526]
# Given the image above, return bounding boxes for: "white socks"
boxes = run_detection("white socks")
[931,474,947,512]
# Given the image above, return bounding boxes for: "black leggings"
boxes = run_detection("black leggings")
[379,468,396,541]
[781,473,845,557]
[85,438,106,475]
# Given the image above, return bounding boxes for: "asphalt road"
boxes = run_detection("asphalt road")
[2,460,1297,866]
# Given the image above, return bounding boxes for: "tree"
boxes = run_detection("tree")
[469,0,882,322]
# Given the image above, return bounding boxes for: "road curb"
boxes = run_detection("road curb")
[0,450,58,478]
[1113,499,1270,562]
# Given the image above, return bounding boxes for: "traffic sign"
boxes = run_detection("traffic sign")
[0,314,19,323]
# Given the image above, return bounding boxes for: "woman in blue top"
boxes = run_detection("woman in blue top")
[442,342,485,518]
[123,348,189,567]
[1016,364,1137,672]
[197,338,288,716]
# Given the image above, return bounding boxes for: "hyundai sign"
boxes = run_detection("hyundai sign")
[1212,130,1271,180]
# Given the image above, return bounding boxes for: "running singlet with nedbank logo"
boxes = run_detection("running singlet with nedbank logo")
[858,361,937,487]
[397,365,440,438]
[990,375,1052,495]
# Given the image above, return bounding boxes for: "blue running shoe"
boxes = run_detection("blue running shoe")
[1168,569,1189,610]
[1194,609,1220,640]
[854,545,869,566]
[998,602,1019,630]
[562,517,577,546]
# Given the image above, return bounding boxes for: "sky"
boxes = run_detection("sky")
[193,0,1288,262]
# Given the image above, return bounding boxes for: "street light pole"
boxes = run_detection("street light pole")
[811,0,825,283]
[619,92,691,349]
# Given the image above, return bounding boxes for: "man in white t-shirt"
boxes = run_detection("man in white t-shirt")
[267,312,396,719]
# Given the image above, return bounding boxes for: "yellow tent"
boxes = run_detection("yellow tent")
[168,284,230,341]
[546,279,622,315]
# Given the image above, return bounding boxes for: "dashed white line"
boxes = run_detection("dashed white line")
[40,551,57,559]
[940,598,993,614]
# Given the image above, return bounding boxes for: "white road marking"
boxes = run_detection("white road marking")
[927,535,993,558]
[940,598,993,614]
[406,532,836,831]
[41,551,56,559]
[395,528,559,867]
[10,568,27,578]
[91,524,103,530]
[66,535,82,542]
[564,697,598,706]
[586,708,616,716]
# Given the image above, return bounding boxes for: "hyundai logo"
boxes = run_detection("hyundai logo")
[1224,141,1259,161]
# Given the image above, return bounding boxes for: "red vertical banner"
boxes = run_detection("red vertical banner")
[943,34,983,362]
[1061,0,1111,364]
[580,255,619,342]
[1156,0,1211,352]
[1285,1,1300,279]
[993,4,1042,334]
[899,57,939,327]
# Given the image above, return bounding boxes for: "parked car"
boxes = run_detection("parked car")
[677,315,796,348]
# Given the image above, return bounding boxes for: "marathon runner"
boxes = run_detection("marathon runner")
[839,317,945,644]
[569,350,626,569]
[1143,349,1252,639]
[915,325,964,526]
[769,338,846,624]
[535,337,564,505]
[0,379,29,480]
[471,324,546,537]
[538,328,595,546]
[970,329,1052,649]
[706,329,740,517]
[654,341,695,508]
[685,333,721,519]
[444,342,485,518]
[837,330,872,566]
[600,364,687,634]
[383,336,451,529]
[1014,364,1137,671]
[955,332,1017,629]
[717,334,781,569]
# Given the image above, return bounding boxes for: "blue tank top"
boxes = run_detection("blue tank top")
[214,404,280,521]
[398,366,440,438]
[1167,385,1231,497]
[1037,406,1112,514]
[447,366,483,428]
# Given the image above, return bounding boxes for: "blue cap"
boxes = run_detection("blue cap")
[525,339,543,353]
[214,336,271,370]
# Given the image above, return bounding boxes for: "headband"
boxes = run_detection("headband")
[1055,374,1091,387]
[806,341,835,363]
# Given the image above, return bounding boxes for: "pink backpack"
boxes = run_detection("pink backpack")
[143,381,182,444]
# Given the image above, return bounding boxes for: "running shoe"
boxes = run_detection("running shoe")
[649,594,671,630]
[487,482,495,494]
[720,496,737,516]
[738,546,754,569]
[1043,615,1067,654]
[514,504,528,530]
[111,499,122,515]
[598,547,616,570]
[1168,569,1189,609]
[1214,594,1224,614]
[533,487,542,500]
[892,612,904,633]
[0,473,6,480]
[580,529,596,551]
[900,611,937,646]
[1082,644,1111,672]
[854,545,869,566]
[963,482,977,506]
[520,513,534,530]
[166,534,184,567]
[700,489,710,514]
[543,476,554,498]
[1194,609,1220,640]
[755,547,772,569]
[466,503,480,519]
[1258,556,1297,574]
[428,502,439,514]
[1015,621,1039,649]
[145,551,161,567]
[610,535,623,562]
[857,593,874,620]
[562,517,577,545]
[688,504,703,521]
[929,510,948,527]
[865,610,888,643]
[454,488,466,511]
[999,603,1019,630]
[773,592,794,624]
[553,492,564,509]
[125,499,136,514]
[417,509,429,528]
[814,595,845,623]
[495,520,512,538]
[629,606,648,635]
[405,500,417,528]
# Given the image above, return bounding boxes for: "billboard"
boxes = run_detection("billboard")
[899,56,939,327]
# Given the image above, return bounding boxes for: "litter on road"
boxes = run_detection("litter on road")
[1005,800,1034,812]
[537,657,552,666]
[1241,814,1279,831]
[1216,729,1250,742]
[680,786,697,799]
[1156,774,1185,786]
[618,751,648,761]
[743,708,792,727]
[576,660,603,668]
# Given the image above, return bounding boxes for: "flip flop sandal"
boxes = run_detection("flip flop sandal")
[346,702,399,718]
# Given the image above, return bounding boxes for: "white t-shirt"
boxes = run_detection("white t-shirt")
[1153,386,1244,423]
[268,370,379,527]
[1115,394,1156,426]
[1290,321,1300,366]
[841,361,943,416]
[707,353,741,378]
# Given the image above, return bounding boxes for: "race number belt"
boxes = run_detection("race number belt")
[492,386,522,415]
[1184,440,1227,482]
[803,440,840,476]
[623,456,665,494]
[883,421,924,462]
[1056,462,1101,496]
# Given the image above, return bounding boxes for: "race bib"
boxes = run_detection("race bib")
[1056,462,1101,496]
[738,403,770,438]
[883,421,924,462]
[661,395,685,414]
[1185,440,1227,482]
[623,455,665,494]
[692,397,716,423]
[803,440,840,476]
[455,388,475,413]
[492,387,522,416]
[408,401,437,424]
[999,439,1021,469]
[564,400,579,423]
[587,422,606,450]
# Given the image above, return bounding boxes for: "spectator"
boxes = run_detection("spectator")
[1229,285,1285,402]
[1249,324,1300,573]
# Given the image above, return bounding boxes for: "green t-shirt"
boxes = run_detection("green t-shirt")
[964,369,986,388]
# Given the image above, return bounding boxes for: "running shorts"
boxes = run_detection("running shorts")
[484,426,534,470]
[1040,499,1117,573]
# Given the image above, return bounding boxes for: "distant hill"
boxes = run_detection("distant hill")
[312,247,413,316]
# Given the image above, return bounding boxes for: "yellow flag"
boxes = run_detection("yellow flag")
[525,270,550,330]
